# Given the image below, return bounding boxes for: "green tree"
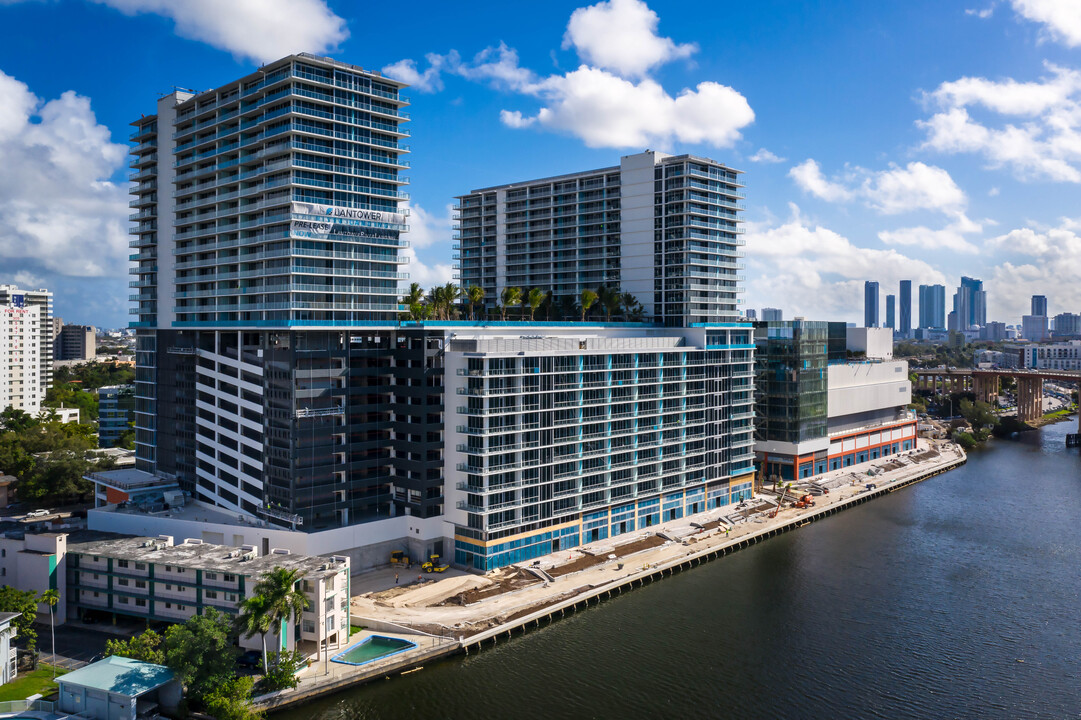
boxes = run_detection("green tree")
[500,286,521,321]
[163,608,239,704]
[203,676,263,720]
[441,282,461,320]
[235,594,273,674]
[105,628,165,665]
[525,288,546,321]
[466,285,485,320]
[0,587,39,665]
[401,283,425,321]
[0,407,38,433]
[260,651,304,692]
[579,289,598,322]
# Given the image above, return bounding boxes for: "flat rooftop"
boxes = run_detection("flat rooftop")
[67,530,346,580]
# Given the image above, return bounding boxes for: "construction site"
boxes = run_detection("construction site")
[348,438,965,639]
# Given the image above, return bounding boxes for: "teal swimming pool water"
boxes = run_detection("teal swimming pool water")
[332,635,416,665]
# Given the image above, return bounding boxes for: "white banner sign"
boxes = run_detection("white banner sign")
[291,201,406,227]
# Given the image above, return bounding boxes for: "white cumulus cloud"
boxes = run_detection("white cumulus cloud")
[0,70,129,279]
[399,202,455,289]
[918,63,1081,182]
[561,0,696,78]
[1010,0,1081,47]
[748,148,786,164]
[90,0,348,63]
[790,159,966,215]
[381,2,753,151]
[743,205,946,322]
[985,220,1081,319]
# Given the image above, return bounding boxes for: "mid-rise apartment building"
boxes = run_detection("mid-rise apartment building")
[54,324,96,362]
[454,151,746,326]
[1021,340,1081,370]
[98,385,135,447]
[1052,312,1080,339]
[444,324,755,570]
[0,286,52,415]
[65,534,349,657]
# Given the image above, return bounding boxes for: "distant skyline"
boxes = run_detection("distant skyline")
[0,0,1080,327]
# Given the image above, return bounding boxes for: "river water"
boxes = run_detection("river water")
[281,418,1081,720]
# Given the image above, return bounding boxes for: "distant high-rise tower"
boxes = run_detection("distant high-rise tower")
[864,281,880,328]
[899,280,912,337]
[885,294,896,331]
[762,308,783,321]
[745,309,757,320]
[1031,295,1048,317]
[918,284,946,329]
[953,276,986,330]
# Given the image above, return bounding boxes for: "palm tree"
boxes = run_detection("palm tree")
[442,282,461,320]
[235,594,273,674]
[620,292,638,320]
[500,286,522,321]
[402,282,425,321]
[525,288,546,321]
[41,589,59,679]
[466,285,485,320]
[580,289,598,322]
[253,568,311,660]
[597,286,621,321]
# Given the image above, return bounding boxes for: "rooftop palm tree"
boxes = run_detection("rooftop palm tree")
[597,286,621,322]
[620,292,638,320]
[41,589,59,679]
[253,567,311,658]
[500,286,522,321]
[580,289,598,322]
[467,285,485,320]
[402,282,425,321]
[526,288,546,321]
[235,593,273,674]
[443,282,461,320]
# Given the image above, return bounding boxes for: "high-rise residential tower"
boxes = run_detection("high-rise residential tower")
[864,281,879,328]
[454,151,746,326]
[762,308,782,321]
[898,280,911,337]
[1031,295,1048,317]
[953,276,986,330]
[918,284,946,329]
[128,54,412,528]
[885,294,896,331]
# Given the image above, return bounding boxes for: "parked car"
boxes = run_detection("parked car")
[237,650,263,670]
[26,509,50,518]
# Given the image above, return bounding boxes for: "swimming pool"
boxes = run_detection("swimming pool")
[331,635,416,665]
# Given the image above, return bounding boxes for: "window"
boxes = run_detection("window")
[118,578,129,586]
[117,560,129,568]
[1,549,5,557]
[205,572,217,581]
[164,584,172,591]
[135,598,147,607]
[225,593,237,602]
[135,563,146,571]
[165,602,172,609]
[223,573,236,582]
[302,620,315,633]
[205,590,218,600]
[119,596,129,604]
[92,555,99,562]
[327,615,335,631]
[165,565,172,572]
[177,604,186,611]
[93,591,99,598]
[93,573,99,580]
[177,567,186,573]
[135,580,146,589]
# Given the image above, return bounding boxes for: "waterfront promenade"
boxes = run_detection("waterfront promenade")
[256,438,966,710]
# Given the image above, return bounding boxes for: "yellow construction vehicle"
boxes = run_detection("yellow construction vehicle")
[390,550,410,567]
[421,554,449,573]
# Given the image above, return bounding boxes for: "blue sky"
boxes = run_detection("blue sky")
[0,0,1079,328]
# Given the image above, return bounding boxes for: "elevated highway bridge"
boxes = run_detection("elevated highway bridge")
[913,368,1079,431]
